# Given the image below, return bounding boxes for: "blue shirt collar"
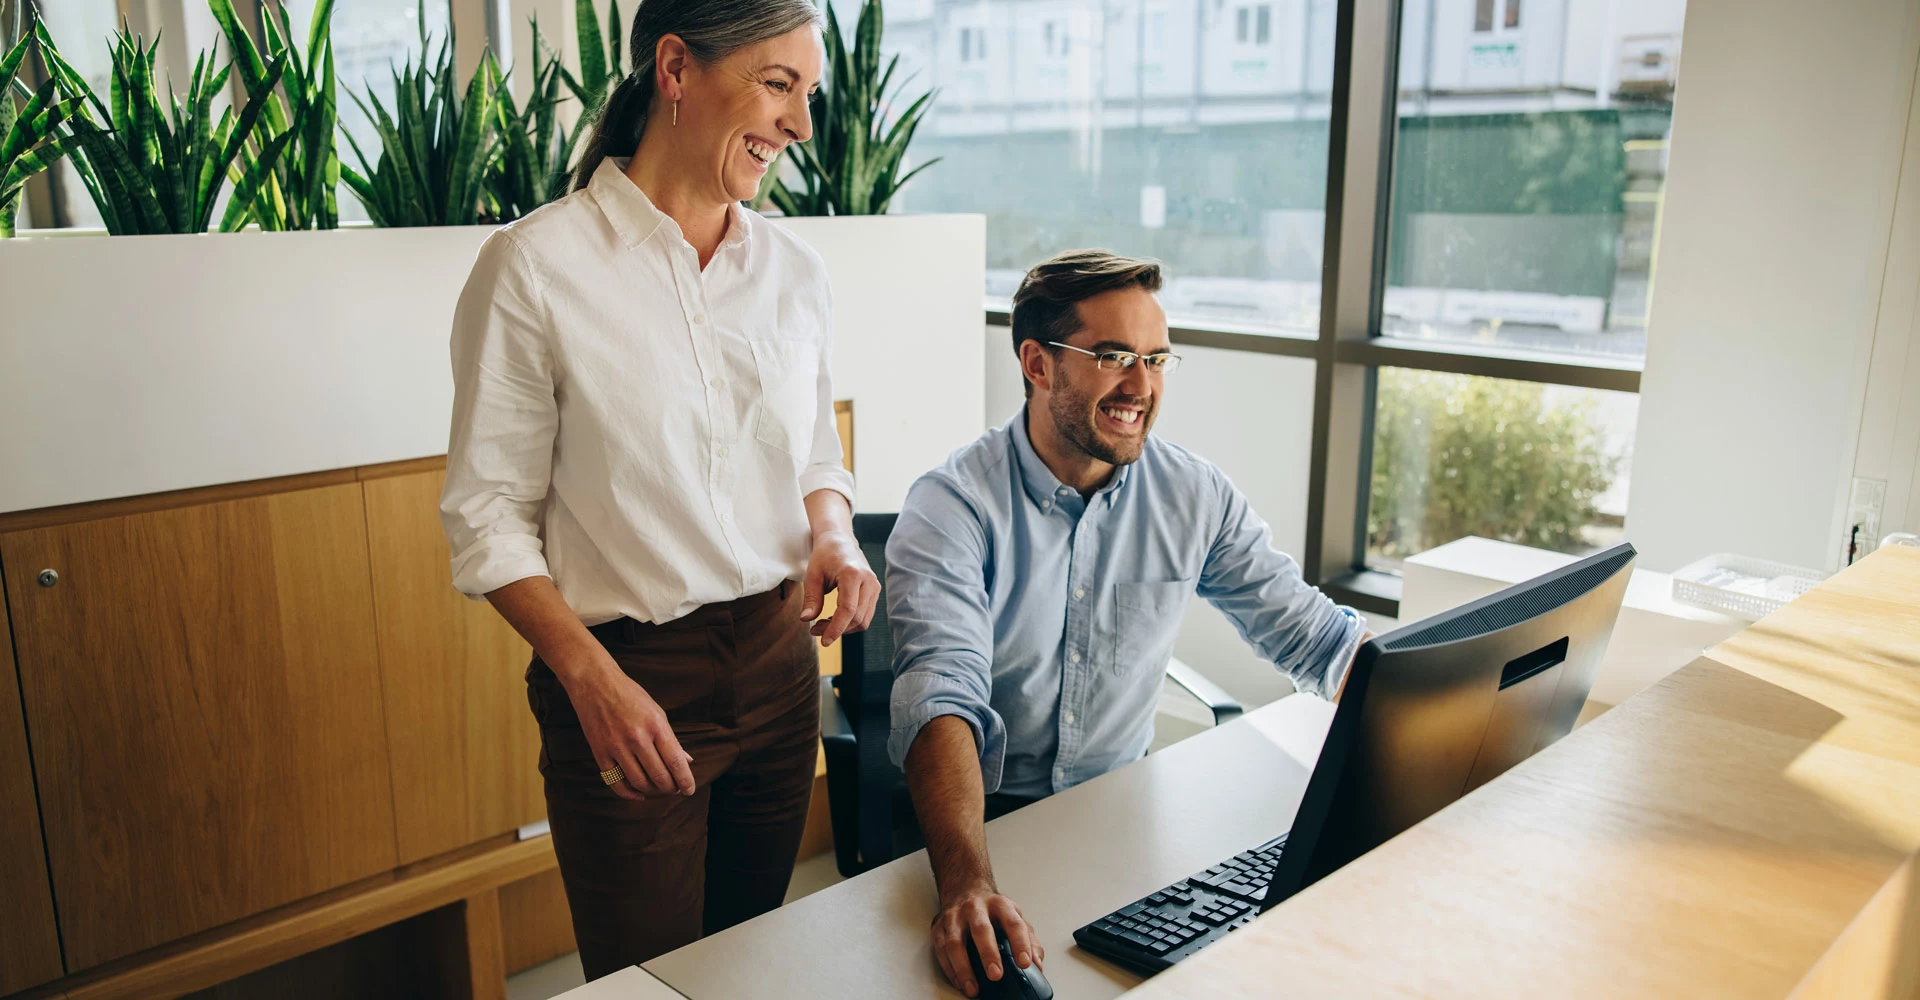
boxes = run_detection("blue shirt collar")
[1009,405,1133,510]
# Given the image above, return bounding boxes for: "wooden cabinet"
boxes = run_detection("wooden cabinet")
[361,469,542,864]
[0,484,400,970]
[0,583,64,994]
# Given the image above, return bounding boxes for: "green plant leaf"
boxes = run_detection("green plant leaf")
[574,0,606,97]
[221,127,295,232]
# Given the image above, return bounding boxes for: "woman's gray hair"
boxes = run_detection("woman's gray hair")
[571,0,821,192]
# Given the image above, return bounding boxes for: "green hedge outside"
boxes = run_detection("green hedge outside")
[1368,368,1621,561]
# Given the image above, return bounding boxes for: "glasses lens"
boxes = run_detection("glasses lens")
[1096,352,1137,371]
[1144,354,1181,374]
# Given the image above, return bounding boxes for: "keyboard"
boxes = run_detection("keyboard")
[1072,833,1288,975]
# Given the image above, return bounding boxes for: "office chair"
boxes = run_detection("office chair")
[818,513,1245,878]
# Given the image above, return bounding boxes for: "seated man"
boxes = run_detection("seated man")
[885,249,1367,997]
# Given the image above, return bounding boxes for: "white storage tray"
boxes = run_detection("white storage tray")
[1670,553,1828,620]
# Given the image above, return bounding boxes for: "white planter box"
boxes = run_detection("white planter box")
[0,215,984,516]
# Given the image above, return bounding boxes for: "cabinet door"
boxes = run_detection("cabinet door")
[0,484,399,969]
[0,585,63,993]
[362,470,541,864]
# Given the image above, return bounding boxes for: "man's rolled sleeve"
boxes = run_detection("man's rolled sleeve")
[883,475,1009,792]
[1197,465,1364,701]
[440,230,559,599]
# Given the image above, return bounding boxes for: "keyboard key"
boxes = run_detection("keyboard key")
[1149,941,1171,954]
[1148,893,1168,906]
[1120,903,1146,917]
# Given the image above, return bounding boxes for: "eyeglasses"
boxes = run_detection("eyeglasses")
[1047,341,1184,374]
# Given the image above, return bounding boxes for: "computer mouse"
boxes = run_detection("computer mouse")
[963,925,1054,1000]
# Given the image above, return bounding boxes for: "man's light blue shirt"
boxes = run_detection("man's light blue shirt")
[885,408,1365,799]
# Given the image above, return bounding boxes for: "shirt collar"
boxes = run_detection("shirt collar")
[1009,405,1133,510]
[588,157,754,253]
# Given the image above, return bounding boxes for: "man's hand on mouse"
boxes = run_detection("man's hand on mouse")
[931,881,1043,997]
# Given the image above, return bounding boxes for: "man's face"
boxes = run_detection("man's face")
[1041,287,1171,467]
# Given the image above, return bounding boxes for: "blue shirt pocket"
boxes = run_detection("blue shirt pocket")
[1111,580,1192,674]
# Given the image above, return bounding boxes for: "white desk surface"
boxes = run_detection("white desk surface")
[557,965,688,998]
[625,694,1336,999]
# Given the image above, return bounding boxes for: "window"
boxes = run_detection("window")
[1346,0,1684,594]
[1367,369,1635,565]
[1386,0,1685,364]
[896,0,1337,337]
[33,0,123,228]
[283,0,449,221]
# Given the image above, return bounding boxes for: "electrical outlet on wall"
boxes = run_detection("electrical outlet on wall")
[1845,477,1888,565]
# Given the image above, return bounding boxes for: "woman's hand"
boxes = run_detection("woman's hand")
[562,653,697,801]
[802,528,879,647]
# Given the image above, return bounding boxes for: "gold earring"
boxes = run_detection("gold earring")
[673,100,679,127]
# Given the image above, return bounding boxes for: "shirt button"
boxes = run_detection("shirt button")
[1058,486,1072,496]
[710,377,724,389]
[1063,712,1076,725]
[692,314,708,325]
[1041,500,1052,510]
[1074,587,1086,599]
[720,512,732,524]
[715,446,729,459]
[1070,652,1081,663]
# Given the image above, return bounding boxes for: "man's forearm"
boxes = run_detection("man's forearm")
[904,715,995,902]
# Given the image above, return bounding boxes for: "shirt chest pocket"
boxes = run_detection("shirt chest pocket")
[749,338,820,468]
[1111,580,1192,674]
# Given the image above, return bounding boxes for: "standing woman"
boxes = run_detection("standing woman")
[439,0,877,980]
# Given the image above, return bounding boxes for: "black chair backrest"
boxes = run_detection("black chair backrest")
[834,513,899,727]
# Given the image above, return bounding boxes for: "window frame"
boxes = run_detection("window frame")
[983,0,1648,619]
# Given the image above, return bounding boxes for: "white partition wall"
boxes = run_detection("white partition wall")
[0,215,985,516]
[0,227,494,513]
[1625,0,1920,572]
[776,215,986,513]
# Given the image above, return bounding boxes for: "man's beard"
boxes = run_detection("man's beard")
[1048,368,1154,467]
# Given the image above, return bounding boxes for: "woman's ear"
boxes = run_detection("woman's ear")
[655,33,691,101]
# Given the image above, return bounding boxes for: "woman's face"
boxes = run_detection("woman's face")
[671,25,822,204]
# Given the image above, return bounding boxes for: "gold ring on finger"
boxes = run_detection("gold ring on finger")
[599,764,625,786]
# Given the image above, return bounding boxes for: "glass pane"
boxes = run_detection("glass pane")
[36,0,121,228]
[863,0,1338,338]
[283,0,449,222]
[1367,368,1637,565]
[1387,0,1686,363]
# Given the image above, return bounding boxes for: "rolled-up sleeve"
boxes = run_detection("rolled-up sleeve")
[798,295,856,506]
[439,230,558,599]
[884,475,1007,792]
[1197,468,1366,701]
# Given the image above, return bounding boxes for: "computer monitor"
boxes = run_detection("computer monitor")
[1263,541,1636,909]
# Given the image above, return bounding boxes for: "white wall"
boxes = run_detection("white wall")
[778,215,987,513]
[1848,69,1920,548]
[0,227,493,514]
[1623,0,1920,572]
[982,328,1324,710]
[0,215,985,516]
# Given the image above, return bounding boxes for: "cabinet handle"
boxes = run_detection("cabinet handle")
[37,569,58,588]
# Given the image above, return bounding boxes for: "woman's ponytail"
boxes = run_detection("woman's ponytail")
[572,68,655,192]
[567,0,821,194]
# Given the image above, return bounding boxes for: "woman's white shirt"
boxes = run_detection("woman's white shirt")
[441,159,855,625]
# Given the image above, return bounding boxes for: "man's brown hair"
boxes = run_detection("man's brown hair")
[1010,250,1164,395]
